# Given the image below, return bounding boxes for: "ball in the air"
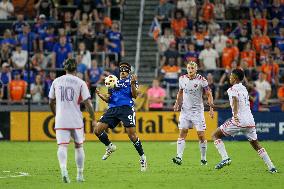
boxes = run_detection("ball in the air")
[105,75,118,88]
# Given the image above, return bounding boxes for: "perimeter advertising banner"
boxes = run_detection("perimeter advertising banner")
[218,111,284,141]
[10,112,218,141]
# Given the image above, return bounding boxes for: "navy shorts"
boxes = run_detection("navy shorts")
[99,106,136,129]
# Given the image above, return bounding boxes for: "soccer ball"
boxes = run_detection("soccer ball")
[105,75,118,88]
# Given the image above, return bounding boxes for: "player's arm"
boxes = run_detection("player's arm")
[232,96,239,123]
[173,89,183,111]
[131,74,138,99]
[204,86,214,118]
[95,89,110,103]
[49,98,56,116]
[83,98,95,121]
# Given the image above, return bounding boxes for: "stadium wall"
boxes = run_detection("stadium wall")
[5,111,284,141]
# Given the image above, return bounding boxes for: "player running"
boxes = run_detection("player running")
[172,61,214,165]
[212,69,278,173]
[49,58,96,183]
[94,62,147,171]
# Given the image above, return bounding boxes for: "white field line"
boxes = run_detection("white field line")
[0,171,30,179]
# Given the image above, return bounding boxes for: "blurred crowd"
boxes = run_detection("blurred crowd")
[0,0,125,104]
[151,0,284,111]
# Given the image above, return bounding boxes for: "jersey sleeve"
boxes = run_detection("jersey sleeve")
[48,81,55,99]
[200,77,210,91]
[81,81,91,101]
[228,87,238,97]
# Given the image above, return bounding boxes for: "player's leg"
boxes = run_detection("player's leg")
[172,128,188,165]
[246,128,277,173]
[72,129,85,182]
[56,130,71,183]
[194,116,207,165]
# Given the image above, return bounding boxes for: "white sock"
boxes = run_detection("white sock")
[199,140,207,161]
[141,154,146,160]
[214,139,229,160]
[258,148,274,170]
[57,145,68,175]
[75,147,85,175]
[177,138,185,159]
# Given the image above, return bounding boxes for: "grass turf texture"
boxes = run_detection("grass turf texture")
[0,141,283,189]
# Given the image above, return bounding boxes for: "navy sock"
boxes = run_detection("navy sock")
[133,138,144,156]
[98,132,111,146]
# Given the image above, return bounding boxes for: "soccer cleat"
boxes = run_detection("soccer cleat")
[76,175,85,182]
[102,143,117,160]
[140,156,147,172]
[269,168,278,174]
[215,158,232,169]
[201,160,208,165]
[61,170,70,183]
[172,157,182,165]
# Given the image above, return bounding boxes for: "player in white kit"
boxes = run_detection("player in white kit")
[172,61,214,165]
[212,69,277,173]
[49,58,96,183]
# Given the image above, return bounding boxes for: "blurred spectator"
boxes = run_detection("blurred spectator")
[17,24,37,52]
[240,42,256,68]
[33,14,49,38]
[94,23,107,53]
[261,55,279,86]
[183,43,199,63]
[269,18,281,36]
[277,85,284,111]
[171,9,187,37]
[235,27,250,52]
[0,79,3,100]
[31,74,43,103]
[255,72,271,104]
[0,29,16,49]
[160,57,181,84]
[23,63,37,84]
[78,41,92,69]
[12,14,28,35]
[106,61,119,78]
[192,25,210,51]
[34,0,57,19]
[269,0,283,20]
[274,47,284,66]
[176,0,196,19]
[74,0,99,21]
[0,63,11,100]
[78,13,95,50]
[252,11,268,35]
[88,59,104,98]
[249,0,268,18]
[51,35,73,69]
[157,27,175,53]
[11,44,28,70]
[76,55,88,78]
[43,71,56,100]
[259,45,270,63]
[199,41,219,70]
[105,21,125,65]
[155,0,175,31]
[207,19,220,37]
[214,0,225,20]
[160,41,181,67]
[0,0,14,20]
[221,39,239,68]
[31,50,48,70]
[108,0,125,20]
[275,28,284,53]
[59,11,78,36]
[216,66,233,99]
[207,73,217,99]
[225,0,240,20]
[201,0,214,23]
[212,29,228,55]
[8,71,27,103]
[39,25,56,52]
[147,79,166,111]
[248,82,260,111]
[176,30,190,53]
[0,43,12,67]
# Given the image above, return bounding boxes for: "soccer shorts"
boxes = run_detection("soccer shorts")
[220,119,257,141]
[99,105,136,129]
[178,110,206,131]
[56,128,85,145]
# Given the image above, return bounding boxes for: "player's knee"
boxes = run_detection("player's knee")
[94,125,103,136]
[75,143,83,148]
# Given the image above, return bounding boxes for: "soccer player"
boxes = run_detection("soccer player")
[94,62,147,171]
[212,69,278,173]
[49,58,96,183]
[172,61,214,165]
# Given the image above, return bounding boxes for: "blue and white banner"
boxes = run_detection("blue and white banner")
[218,111,284,141]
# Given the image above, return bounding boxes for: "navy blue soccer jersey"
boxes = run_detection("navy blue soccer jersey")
[108,76,137,108]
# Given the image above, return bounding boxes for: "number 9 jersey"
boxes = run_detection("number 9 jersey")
[48,74,91,129]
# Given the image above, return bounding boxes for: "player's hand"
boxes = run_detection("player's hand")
[91,120,97,132]
[173,103,180,111]
[95,88,100,94]
[209,107,214,119]
[131,74,137,84]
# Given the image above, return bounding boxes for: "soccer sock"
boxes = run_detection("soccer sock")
[75,147,85,175]
[199,140,207,161]
[258,148,274,170]
[133,138,145,157]
[98,132,111,146]
[177,138,185,159]
[214,139,229,160]
[57,145,68,174]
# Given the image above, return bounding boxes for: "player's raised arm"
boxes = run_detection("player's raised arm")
[173,89,183,111]
[96,89,110,103]
[130,74,138,99]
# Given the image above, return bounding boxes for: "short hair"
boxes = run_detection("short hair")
[186,61,198,68]
[64,58,77,72]
[232,69,244,81]
[119,61,131,69]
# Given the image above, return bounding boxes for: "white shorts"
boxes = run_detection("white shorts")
[178,111,206,131]
[220,119,257,141]
[56,128,85,145]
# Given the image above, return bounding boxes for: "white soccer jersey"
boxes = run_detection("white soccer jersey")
[48,74,91,129]
[227,83,255,127]
[179,74,209,112]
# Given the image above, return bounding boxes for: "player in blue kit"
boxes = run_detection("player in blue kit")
[94,62,147,171]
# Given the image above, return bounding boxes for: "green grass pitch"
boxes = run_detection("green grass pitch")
[0,141,283,189]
